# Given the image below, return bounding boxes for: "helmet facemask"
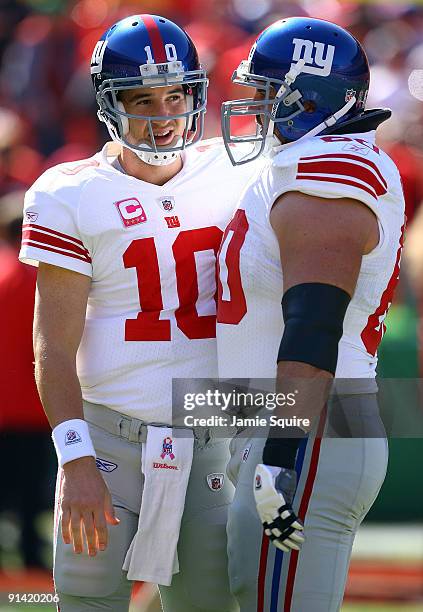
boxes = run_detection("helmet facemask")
[222,58,357,166]
[96,63,208,166]
[221,60,307,165]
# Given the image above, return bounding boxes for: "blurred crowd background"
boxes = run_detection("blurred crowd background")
[3,0,423,208]
[0,0,422,606]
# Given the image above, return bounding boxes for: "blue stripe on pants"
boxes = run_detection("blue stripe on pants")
[269,437,308,611]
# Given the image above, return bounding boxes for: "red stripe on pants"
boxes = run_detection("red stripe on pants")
[257,533,270,612]
[284,407,327,611]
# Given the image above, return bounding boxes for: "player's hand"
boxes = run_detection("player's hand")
[60,456,120,556]
[253,463,305,552]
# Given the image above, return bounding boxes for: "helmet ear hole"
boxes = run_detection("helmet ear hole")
[117,101,129,135]
[303,100,316,113]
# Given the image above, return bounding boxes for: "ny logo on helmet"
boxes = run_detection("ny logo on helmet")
[91,40,106,74]
[291,38,335,77]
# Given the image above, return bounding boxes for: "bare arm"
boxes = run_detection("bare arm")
[34,263,119,556]
[270,192,379,423]
[271,192,378,295]
[34,262,90,427]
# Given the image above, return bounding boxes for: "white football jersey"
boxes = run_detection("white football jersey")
[216,133,405,387]
[20,139,262,422]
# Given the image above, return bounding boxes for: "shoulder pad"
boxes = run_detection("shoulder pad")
[29,155,101,201]
[273,134,384,169]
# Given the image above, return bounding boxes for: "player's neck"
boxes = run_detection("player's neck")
[119,147,183,186]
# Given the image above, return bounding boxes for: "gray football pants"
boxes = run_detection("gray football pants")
[53,401,238,612]
[226,394,388,612]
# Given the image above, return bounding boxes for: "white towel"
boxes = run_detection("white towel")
[123,425,194,585]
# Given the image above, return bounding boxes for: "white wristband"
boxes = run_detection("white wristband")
[52,419,96,468]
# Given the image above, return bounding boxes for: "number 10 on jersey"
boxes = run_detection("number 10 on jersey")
[123,227,222,341]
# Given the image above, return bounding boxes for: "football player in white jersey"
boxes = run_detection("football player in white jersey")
[217,18,405,611]
[19,14,261,612]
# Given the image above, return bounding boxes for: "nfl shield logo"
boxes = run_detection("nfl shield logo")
[157,196,175,212]
[157,64,169,75]
[345,88,356,103]
[207,473,225,491]
[255,474,262,490]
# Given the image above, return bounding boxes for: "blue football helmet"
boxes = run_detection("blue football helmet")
[91,14,208,165]
[221,17,371,165]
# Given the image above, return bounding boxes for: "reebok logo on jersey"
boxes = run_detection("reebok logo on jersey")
[342,142,371,156]
[165,215,180,228]
[157,196,176,212]
[115,198,147,227]
[25,212,38,223]
[96,458,118,473]
[242,446,251,462]
[65,430,82,445]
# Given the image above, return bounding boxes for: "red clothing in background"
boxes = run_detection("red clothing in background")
[0,244,47,431]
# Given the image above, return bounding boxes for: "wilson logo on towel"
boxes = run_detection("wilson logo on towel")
[153,463,179,470]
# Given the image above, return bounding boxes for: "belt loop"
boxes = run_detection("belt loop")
[129,418,143,443]
[193,427,211,448]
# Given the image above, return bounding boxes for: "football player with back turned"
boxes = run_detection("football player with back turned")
[19,13,261,612]
[217,17,405,612]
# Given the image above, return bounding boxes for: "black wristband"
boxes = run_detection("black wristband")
[263,427,306,469]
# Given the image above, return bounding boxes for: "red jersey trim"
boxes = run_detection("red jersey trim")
[297,153,388,200]
[299,153,388,189]
[21,240,92,264]
[296,174,378,199]
[298,160,387,197]
[22,229,91,263]
[22,223,85,247]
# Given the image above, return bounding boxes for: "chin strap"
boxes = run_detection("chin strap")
[262,133,280,157]
[272,95,357,156]
[134,147,181,166]
[111,99,190,166]
[265,59,307,158]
